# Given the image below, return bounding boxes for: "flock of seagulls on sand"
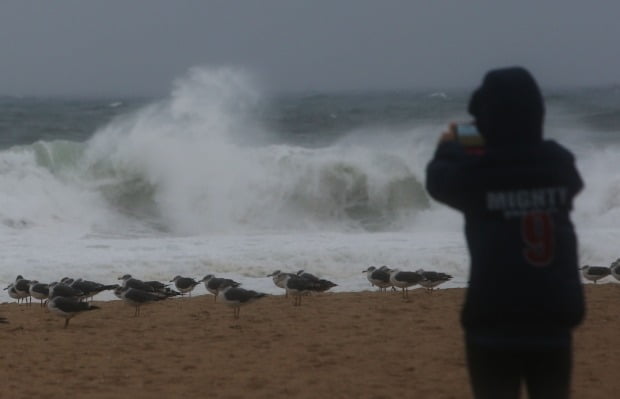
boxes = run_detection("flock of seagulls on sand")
[363,266,453,298]
[3,260,617,328]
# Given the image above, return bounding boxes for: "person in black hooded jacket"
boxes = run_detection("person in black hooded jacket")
[425,67,584,399]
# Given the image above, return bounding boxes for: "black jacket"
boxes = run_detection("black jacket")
[425,68,585,342]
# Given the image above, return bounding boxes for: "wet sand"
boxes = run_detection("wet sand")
[0,284,618,399]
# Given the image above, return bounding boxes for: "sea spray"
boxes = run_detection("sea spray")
[78,67,434,234]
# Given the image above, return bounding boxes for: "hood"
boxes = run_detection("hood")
[468,67,545,148]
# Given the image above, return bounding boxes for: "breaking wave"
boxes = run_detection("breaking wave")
[0,67,432,234]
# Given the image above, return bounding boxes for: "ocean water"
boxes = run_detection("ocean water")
[2,67,619,302]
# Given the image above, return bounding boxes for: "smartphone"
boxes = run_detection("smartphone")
[455,124,484,147]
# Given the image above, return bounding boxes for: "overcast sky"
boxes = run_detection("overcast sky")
[1,0,618,97]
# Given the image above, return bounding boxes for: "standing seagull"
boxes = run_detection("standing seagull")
[4,283,26,304]
[114,286,166,317]
[267,270,296,297]
[47,293,100,328]
[199,275,241,302]
[296,270,337,292]
[29,281,50,307]
[14,276,32,305]
[170,275,201,297]
[217,281,267,319]
[282,274,321,306]
[363,266,393,292]
[416,269,453,293]
[389,269,424,298]
[580,265,611,283]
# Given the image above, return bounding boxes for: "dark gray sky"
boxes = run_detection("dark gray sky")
[1,0,618,96]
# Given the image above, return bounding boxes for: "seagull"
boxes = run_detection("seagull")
[363,266,393,292]
[170,275,201,297]
[118,274,181,299]
[580,265,611,283]
[199,275,241,302]
[69,279,118,301]
[216,281,267,319]
[416,269,453,292]
[29,281,50,307]
[389,269,424,298]
[296,270,337,292]
[267,270,296,297]
[14,275,32,305]
[4,283,27,304]
[114,285,167,317]
[282,274,322,306]
[47,293,100,328]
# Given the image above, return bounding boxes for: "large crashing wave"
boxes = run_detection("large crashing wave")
[0,67,431,234]
[6,68,617,237]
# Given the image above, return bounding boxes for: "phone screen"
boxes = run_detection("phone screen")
[455,124,484,149]
[456,124,479,137]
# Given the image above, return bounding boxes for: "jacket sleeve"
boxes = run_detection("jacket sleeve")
[548,141,584,207]
[425,141,477,211]
[566,150,584,198]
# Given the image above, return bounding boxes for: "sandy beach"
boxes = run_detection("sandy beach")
[0,284,618,399]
